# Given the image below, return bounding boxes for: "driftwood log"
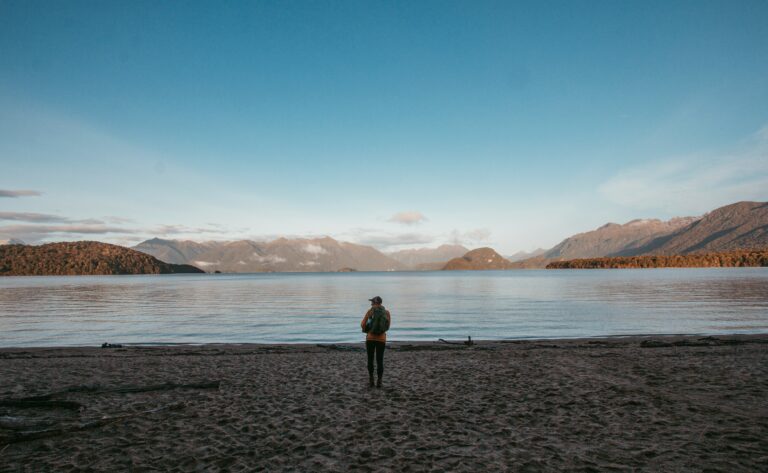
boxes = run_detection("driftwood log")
[0,402,185,444]
[317,344,364,352]
[0,400,82,410]
[18,380,220,402]
[0,416,55,431]
[0,381,217,445]
[438,336,474,346]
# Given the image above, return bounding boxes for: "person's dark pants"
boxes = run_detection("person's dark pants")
[366,340,386,378]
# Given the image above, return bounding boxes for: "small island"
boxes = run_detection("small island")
[442,248,515,270]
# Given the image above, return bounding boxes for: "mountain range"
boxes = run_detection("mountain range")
[128,201,768,272]
[542,217,699,259]
[614,201,768,256]
[515,201,768,267]
[3,200,762,275]
[133,238,473,273]
[134,236,407,273]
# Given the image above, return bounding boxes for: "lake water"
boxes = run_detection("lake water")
[1,269,767,347]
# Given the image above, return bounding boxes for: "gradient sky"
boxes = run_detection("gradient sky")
[2,0,768,253]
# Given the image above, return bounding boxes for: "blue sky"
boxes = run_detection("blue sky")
[2,0,767,253]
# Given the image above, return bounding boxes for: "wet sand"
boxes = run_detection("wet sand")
[1,335,767,472]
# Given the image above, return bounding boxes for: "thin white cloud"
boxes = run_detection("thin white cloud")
[0,212,104,224]
[757,124,768,141]
[151,224,230,235]
[449,228,492,246]
[599,126,768,214]
[303,244,328,255]
[0,216,242,244]
[192,260,219,268]
[101,235,144,247]
[0,224,138,242]
[355,232,435,249]
[388,211,428,225]
[103,216,134,224]
[0,189,42,198]
[250,253,287,264]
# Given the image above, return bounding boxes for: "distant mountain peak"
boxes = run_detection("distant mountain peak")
[507,248,546,262]
[386,244,469,268]
[626,218,660,226]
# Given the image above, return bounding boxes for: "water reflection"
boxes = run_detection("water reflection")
[0,269,767,346]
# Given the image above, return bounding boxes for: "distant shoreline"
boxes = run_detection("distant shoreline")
[4,265,768,277]
[3,332,768,351]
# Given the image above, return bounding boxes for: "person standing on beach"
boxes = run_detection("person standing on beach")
[360,296,391,388]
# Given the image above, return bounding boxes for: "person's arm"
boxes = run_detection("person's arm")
[385,310,391,330]
[360,308,373,330]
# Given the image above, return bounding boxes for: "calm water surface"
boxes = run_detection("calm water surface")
[1,269,767,346]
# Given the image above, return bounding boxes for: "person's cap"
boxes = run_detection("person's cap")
[368,296,383,304]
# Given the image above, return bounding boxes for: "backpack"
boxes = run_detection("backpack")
[369,306,389,335]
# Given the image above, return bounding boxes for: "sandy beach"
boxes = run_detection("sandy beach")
[1,335,767,472]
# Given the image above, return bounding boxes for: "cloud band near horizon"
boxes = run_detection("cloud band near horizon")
[0,189,42,198]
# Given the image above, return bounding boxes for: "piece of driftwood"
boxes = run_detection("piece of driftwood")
[0,402,185,444]
[91,380,220,395]
[438,336,475,346]
[0,416,55,431]
[316,344,363,352]
[0,400,82,410]
[20,381,220,401]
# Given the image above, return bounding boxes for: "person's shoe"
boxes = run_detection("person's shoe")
[369,374,375,388]
[376,377,382,388]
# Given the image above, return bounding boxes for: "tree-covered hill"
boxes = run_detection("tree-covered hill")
[0,241,204,276]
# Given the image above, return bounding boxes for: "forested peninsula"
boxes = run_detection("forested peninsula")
[0,241,204,276]
[546,250,768,269]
